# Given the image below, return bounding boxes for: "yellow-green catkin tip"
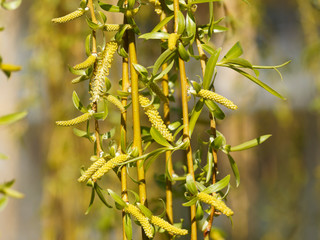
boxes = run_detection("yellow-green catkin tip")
[91,41,118,102]
[56,112,93,127]
[105,94,125,112]
[198,89,238,110]
[150,216,188,236]
[91,154,128,181]
[78,158,106,183]
[168,33,180,51]
[52,9,86,23]
[104,24,121,31]
[125,204,153,238]
[73,55,97,70]
[139,95,173,142]
[149,82,168,103]
[197,192,234,216]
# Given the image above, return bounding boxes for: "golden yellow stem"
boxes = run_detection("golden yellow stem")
[173,0,197,238]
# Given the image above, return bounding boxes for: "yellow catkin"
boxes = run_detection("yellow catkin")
[91,41,118,102]
[78,158,106,183]
[125,204,153,238]
[104,24,121,31]
[91,154,128,181]
[150,215,188,236]
[105,94,125,112]
[197,192,234,216]
[73,55,97,70]
[56,112,93,127]
[52,8,86,23]
[0,64,21,72]
[139,95,173,142]
[168,33,180,51]
[149,82,168,103]
[198,89,238,110]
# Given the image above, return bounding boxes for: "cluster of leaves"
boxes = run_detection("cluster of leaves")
[54,0,288,238]
[0,0,25,211]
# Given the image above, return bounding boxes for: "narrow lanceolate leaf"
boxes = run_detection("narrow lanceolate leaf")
[78,158,106,182]
[52,8,86,23]
[91,41,118,102]
[203,175,230,194]
[104,94,125,112]
[198,89,238,110]
[124,204,154,238]
[139,95,173,142]
[0,111,27,125]
[56,111,93,127]
[91,154,129,181]
[230,134,272,152]
[197,192,233,216]
[0,63,21,72]
[168,33,180,50]
[73,54,97,70]
[151,215,188,235]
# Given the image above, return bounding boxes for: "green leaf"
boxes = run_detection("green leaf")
[182,197,198,206]
[191,81,201,93]
[0,196,8,212]
[1,0,21,10]
[150,127,172,147]
[133,63,148,78]
[0,111,27,125]
[153,49,176,75]
[213,135,224,150]
[108,189,126,209]
[68,65,86,76]
[95,185,112,208]
[224,42,243,59]
[127,0,135,9]
[137,203,153,219]
[151,15,174,33]
[153,60,174,81]
[168,121,181,131]
[220,58,253,69]
[231,67,286,100]
[124,213,133,240]
[203,175,230,194]
[139,32,170,40]
[86,18,103,30]
[72,91,87,113]
[204,100,225,120]
[177,11,185,34]
[227,154,240,187]
[186,11,196,44]
[3,187,24,198]
[201,44,216,56]
[195,202,204,220]
[186,174,198,195]
[85,187,95,215]
[99,2,123,12]
[205,151,213,183]
[178,42,190,61]
[0,153,8,160]
[85,34,92,56]
[189,99,204,136]
[203,48,221,89]
[230,134,272,152]
[188,0,221,4]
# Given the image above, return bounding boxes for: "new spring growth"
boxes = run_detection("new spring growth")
[52,8,88,23]
[104,94,125,112]
[168,33,180,51]
[91,41,118,102]
[148,0,162,14]
[149,82,168,103]
[73,54,97,70]
[78,157,106,183]
[139,95,174,142]
[91,154,129,181]
[192,89,238,110]
[125,204,154,238]
[150,215,188,235]
[56,110,94,127]
[197,192,234,216]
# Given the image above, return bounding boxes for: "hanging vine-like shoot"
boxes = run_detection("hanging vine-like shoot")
[124,204,154,238]
[197,192,234,217]
[78,158,106,183]
[73,54,97,70]
[91,41,118,103]
[150,215,188,235]
[139,95,173,142]
[91,154,129,181]
[56,111,94,127]
[52,8,88,23]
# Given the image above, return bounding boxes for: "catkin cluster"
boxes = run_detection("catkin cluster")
[198,89,238,110]
[56,111,93,126]
[150,215,188,235]
[91,154,128,181]
[91,42,118,102]
[139,95,173,142]
[52,8,86,23]
[73,55,97,70]
[78,158,106,183]
[125,204,154,238]
[197,192,234,216]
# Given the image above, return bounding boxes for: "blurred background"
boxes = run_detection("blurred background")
[0,0,319,239]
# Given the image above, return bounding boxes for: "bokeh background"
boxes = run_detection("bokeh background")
[0,0,319,239]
